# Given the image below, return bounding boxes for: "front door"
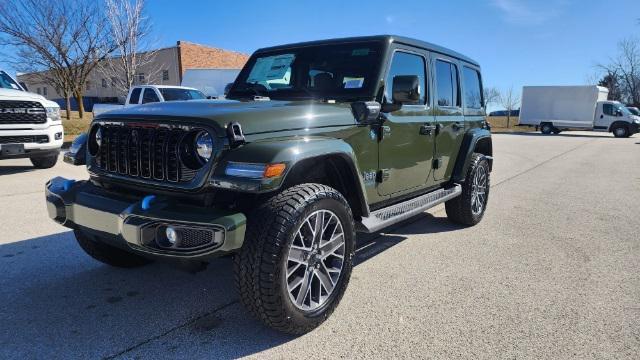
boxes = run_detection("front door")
[377,49,435,196]
[594,102,615,131]
[433,57,465,181]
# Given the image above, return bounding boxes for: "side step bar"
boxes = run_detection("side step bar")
[357,184,462,233]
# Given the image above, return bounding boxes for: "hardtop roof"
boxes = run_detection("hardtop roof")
[256,35,479,67]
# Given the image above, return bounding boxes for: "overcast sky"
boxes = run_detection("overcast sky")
[2,0,639,109]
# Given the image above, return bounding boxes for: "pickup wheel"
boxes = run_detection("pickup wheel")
[612,124,629,138]
[540,123,554,135]
[74,229,152,268]
[30,154,58,169]
[445,153,490,226]
[234,183,356,334]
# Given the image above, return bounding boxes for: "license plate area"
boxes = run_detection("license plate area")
[0,143,25,156]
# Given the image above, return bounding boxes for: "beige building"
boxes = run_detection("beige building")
[18,40,249,103]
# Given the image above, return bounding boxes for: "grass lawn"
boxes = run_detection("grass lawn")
[487,116,535,133]
[62,112,93,142]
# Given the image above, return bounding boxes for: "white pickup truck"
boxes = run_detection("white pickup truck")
[92,85,206,116]
[0,70,63,168]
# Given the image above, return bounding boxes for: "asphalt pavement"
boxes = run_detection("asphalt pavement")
[0,131,638,359]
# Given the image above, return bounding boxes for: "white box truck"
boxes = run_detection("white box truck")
[0,70,63,168]
[519,86,640,137]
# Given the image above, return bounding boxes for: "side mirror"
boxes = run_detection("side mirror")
[392,75,420,104]
[351,101,381,123]
[616,109,623,117]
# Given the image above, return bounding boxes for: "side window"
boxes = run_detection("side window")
[603,103,615,116]
[385,51,426,105]
[129,88,141,104]
[435,60,460,107]
[142,89,159,104]
[463,67,483,109]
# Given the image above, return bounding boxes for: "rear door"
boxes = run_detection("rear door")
[433,57,465,181]
[377,47,435,196]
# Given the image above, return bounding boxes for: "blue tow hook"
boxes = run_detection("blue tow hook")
[141,195,156,210]
[62,179,75,191]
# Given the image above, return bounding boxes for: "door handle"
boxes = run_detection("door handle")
[452,122,462,131]
[420,124,436,135]
[600,114,604,119]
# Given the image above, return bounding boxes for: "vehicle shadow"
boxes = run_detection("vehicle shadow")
[0,212,463,359]
[496,131,614,139]
[0,165,36,175]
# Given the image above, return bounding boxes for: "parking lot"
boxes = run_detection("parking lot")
[1,131,639,359]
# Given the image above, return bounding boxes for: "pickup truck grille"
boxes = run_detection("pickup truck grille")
[95,125,198,183]
[0,101,47,125]
[0,135,48,144]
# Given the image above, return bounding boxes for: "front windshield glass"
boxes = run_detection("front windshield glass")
[616,104,632,115]
[159,88,205,101]
[627,107,640,116]
[0,71,23,91]
[228,41,384,101]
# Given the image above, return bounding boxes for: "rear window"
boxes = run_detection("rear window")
[462,67,483,109]
[159,88,206,101]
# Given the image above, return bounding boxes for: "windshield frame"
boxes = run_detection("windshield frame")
[0,71,24,91]
[227,40,388,102]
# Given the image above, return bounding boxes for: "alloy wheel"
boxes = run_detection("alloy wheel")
[471,165,488,216]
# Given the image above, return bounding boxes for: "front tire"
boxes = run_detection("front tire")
[30,154,58,169]
[612,124,629,138]
[445,153,490,226]
[540,123,554,135]
[234,184,356,334]
[74,229,153,268]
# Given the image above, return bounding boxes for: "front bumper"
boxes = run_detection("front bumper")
[45,177,247,261]
[0,125,64,159]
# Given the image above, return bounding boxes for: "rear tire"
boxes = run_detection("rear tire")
[74,229,152,268]
[540,123,554,135]
[612,124,629,138]
[234,183,355,334]
[30,154,58,169]
[445,153,490,226]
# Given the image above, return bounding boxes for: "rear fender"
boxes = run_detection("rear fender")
[451,128,493,183]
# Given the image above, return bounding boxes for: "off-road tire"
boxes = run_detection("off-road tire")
[30,154,58,169]
[74,229,152,268]
[540,123,554,135]
[612,124,629,138]
[445,153,490,226]
[234,183,356,334]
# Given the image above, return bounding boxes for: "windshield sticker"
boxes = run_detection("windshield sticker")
[351,48,370,56]
[247,54,295,83]
[343,77,364,89]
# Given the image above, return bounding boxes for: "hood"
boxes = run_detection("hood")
[98,99,357,135]
[0,88,59,107]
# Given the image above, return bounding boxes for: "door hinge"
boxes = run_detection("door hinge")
[376,169,390,183]
[432,157,443,169]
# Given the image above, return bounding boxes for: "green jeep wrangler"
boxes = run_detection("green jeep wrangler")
[46,35,492,334]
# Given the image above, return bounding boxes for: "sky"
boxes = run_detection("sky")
[2,0,640,110]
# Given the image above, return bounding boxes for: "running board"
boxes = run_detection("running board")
[357,184,462,233]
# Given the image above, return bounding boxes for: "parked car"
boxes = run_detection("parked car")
[92,85,206,116]
[0,70,62,168]
[489,109,519,117]
[519,86,640,137]
[627,106,640,116]
[45,35,493,334]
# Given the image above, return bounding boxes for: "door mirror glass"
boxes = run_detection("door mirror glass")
[392,75,420,104]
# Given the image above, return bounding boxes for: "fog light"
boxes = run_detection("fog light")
[54,132,62,140]
[166,226,179,245]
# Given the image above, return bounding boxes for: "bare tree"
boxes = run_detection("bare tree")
[598,71,623,102]
[499,86,520,127]
[483,87,500,111]
[99,0,159,97]
[599,37,640,106]
[0,0,117,118]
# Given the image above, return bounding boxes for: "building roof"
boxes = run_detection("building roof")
[256,35,479,67]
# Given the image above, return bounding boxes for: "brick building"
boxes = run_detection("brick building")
[17,40,249,104]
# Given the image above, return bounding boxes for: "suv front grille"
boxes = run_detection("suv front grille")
[0,101,47,125]
[0,135,48,144]
[95,124,199,184]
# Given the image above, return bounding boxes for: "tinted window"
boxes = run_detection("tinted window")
[129,88,142,104]
[603,103,615,116]
[436,60,460,107]
[159,88,206,101]
[463,67,483,109]
[385,51,426,105]
[0,71,22,90]
[142,89,159,104]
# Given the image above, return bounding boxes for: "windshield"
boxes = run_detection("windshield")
[158,88,205,101]
[0,71,23,91]
[627,107,640,116]
[228,41,384,101]
[615,104,632,115]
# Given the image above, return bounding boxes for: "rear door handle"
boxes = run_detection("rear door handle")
[420,124,436,135]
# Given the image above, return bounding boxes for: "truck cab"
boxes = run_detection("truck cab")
[594,101,640,137]
[0,70,63,168]
[92,85,206,117]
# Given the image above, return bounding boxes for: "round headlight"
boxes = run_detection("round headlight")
[195,131,213,161]
[95,127,103,147]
